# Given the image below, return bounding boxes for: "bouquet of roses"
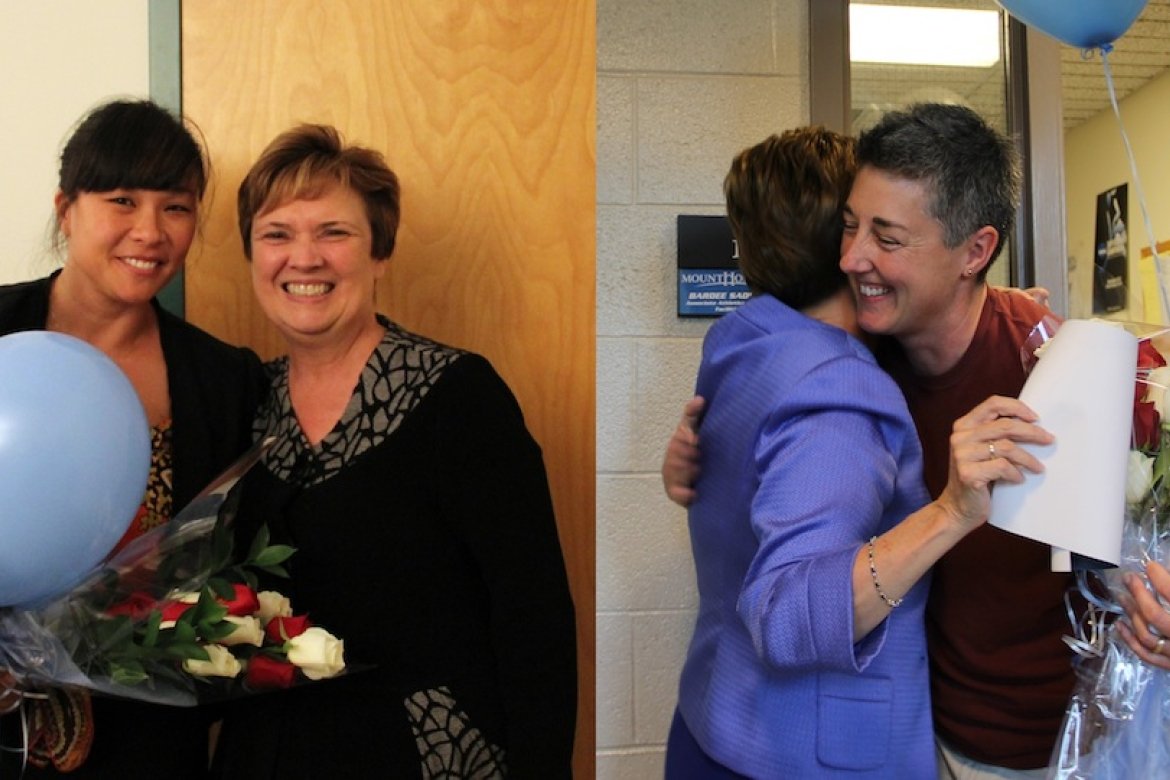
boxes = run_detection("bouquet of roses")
[1048,324,1170,778]
[0,439,346,708]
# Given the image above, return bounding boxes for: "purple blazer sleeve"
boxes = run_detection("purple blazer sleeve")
[675,294,936,778]
[739,355,906,672]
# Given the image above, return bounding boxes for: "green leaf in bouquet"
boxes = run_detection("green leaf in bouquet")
[236,568,259,591]
[217,525,295,586]
[110,660,150,686]
[1155,441,1170,493]
[247,524,271,562]
[140,610,163,649]
[207,576,237,602]
[170,619,200,646]
[252,544,296,569]
[186,587,229,626]
[89,614,137,656]
[197,618,239,644]
[162,642,210,662]
[255,563,292,579]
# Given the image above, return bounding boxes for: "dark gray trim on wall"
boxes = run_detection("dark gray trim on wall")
[808,0,850,134]
[1006,17,1035,289]
[1022,28,1068,317]
[149,0,185,317]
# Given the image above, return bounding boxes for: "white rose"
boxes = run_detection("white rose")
[256,591,293,626]
[1145,367,1170,418]
[220,615,264,647]
[1127,450,1155,505]
[183,644,242,678]
[286,627,345,680]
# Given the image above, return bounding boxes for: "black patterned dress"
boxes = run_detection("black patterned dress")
[213,316,576,779]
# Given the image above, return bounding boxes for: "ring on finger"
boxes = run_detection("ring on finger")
[1156,637,1166,655]
[988,441,997,459]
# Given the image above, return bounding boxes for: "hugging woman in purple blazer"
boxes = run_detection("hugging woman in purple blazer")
[664,128,1048,778]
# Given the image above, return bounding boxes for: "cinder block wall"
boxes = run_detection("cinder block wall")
[595,1,810,776]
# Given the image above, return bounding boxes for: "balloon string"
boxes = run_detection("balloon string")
[1099,46,1170,323]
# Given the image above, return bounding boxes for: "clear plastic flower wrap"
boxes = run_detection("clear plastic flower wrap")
[1047,323,1170,779]
[0,438,347,710]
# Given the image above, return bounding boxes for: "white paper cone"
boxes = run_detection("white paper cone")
[989,319,1137,567]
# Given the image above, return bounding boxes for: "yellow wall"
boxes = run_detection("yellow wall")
[1065,66,1170,323]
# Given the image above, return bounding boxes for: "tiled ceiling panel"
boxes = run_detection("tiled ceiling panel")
[1060,0,1170,129]
[849,0,1170,132]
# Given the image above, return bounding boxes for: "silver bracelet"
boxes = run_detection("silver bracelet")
[867,536,903,609]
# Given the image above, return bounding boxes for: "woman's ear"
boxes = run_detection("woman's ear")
[963,225,999,277]
[54,191,72,239]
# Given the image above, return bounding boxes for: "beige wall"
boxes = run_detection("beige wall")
[594,0,809,775]
[1,1,149,284]
[1065,67,1170,323]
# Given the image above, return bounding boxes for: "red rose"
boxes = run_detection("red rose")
[245,654,297,690]
[1139,339,1167,371]
[1137,340,1167,403]
[221,583,260,617]
[265,614,313,644]
[106,590,156,620]
[160,600,194,623]
[1135,399,1161,451]
[1135,339,1167,450]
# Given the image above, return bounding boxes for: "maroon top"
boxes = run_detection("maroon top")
[877,288,1079,770]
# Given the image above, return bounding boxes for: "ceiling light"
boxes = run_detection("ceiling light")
[850,4,1002,68]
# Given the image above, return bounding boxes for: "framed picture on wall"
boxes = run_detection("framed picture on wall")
[1093,184,1128,315]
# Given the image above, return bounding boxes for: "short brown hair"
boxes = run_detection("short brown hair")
[724,127,856,309]
[237,124,400,260]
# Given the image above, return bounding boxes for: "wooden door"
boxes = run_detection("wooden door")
[181,2,595,774]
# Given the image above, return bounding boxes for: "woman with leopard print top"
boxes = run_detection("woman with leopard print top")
[0,100,267,778]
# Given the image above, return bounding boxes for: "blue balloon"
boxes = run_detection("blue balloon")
[0,331,150,607]
[997,0,1148,49]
